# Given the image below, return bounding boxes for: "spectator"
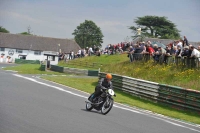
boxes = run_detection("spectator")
[183,36,189,46]
[88,47,93,56]
[153,45,166,62]
[152,44,159,61]
[69,51,72,60]
[71,50,74,59]
[127,46,134,62]
[77,49,81,58]
[164,46,172,63]
[188,45,193,57]
[144,44,155,55]
[58,52,64,61]
[198,46,200,52]
[190,46,200,58]
[81,48,85,57]
[64,52,68,62]
[176,45,182,57]
[177,40,183,50]
[140,41,146,54]
[181,46,190,57]
[133,44,143,60]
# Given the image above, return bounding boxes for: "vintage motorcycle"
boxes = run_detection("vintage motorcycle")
[85,89,116,115]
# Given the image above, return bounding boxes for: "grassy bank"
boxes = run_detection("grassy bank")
[60,54,200,91]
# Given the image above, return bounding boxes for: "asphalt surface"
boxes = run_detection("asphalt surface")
[0,63,200,133]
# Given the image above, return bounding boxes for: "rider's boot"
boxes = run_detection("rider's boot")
[88,94,95,102]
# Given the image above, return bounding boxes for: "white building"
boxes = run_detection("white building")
[0,33,80,65]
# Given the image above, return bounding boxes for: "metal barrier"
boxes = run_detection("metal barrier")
[99,72,200,113]
[129,53,151,62]
[15,59,40,64]
[50,65,64,73]
[49,65,99,76]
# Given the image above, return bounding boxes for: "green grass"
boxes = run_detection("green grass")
[42,76,200,124]
[3,64,67,75]
[58,54,128,70]
[59,54,200,91]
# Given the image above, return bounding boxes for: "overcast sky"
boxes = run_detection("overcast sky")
[0,0,200,48]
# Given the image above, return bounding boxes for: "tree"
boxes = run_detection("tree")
[129,16,180,39]
[72,20,104,48]
[0,26,10,33]
[20,32,32,35]
[20,26,33,35]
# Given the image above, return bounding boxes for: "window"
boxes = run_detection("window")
[34,51,41,55]
[16,49,23,53]
[0,48,5,51]
[48,56,55,61]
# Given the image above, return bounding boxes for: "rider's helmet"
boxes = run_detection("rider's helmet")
[106,73,112,80]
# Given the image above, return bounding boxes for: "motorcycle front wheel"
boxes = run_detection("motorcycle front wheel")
[101,99,113,115]
[86,102,93,111]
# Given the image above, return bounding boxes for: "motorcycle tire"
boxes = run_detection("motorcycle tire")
[101,99,113,115]
[86,102,93,111]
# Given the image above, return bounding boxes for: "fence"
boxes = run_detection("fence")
[99,72,200,113]
[15,59,40,64]
[50,65,99,76]
[129,53,200,69]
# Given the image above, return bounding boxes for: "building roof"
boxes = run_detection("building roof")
[0,33,81,52]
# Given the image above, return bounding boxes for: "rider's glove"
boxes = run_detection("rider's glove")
[101,87,107,91]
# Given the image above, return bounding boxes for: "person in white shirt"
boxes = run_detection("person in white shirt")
[190,46,200,58]
[88,47,93,56]
[77,49,81,58]
[177,40,183,50]
[71,50,74,59]
[198,46,200,52]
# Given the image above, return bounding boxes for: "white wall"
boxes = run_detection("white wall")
[0,48,58,65]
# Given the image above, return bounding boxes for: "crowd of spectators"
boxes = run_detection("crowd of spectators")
[58,36,200,66]
[58,45,101,61]
[125,36,200,64]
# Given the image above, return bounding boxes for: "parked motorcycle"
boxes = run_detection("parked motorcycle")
[85,89,116,115]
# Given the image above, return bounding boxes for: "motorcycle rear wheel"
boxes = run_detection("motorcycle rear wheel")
[86,102,93,111]
[101,99,113,115]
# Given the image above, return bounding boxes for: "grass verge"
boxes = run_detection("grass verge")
[42,76,200,124]
[3,64,67,75]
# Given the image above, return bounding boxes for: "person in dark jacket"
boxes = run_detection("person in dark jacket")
[181,46,189,57]
[89,73,113,102]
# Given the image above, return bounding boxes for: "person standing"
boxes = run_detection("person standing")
[71,50,74,59]
[190,46,200,58]
[183,36,189,46]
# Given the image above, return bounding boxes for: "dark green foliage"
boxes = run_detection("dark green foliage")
[20,32,32,35]
[72,20,104,48]
[129,16,180,39]
[0,26,9,33]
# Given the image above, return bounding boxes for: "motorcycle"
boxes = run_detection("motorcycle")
[85,89,116,115]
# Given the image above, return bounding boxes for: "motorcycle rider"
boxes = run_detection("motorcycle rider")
[89,73,113,102]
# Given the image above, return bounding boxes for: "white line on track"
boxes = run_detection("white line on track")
[13,74,200,132]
